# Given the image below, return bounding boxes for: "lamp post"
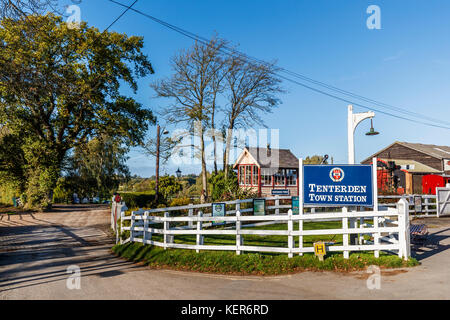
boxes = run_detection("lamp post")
[347,105,379,246]
[155,125,169,203]
[176,168,182,179]
[347,105,378,164]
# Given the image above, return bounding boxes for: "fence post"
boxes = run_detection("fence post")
[188,204,194,228]
[111,202,115,230]
[342,207,349,259]
[288,209,293,258]
[373,214,380,258]
[424,197,429,216]
[397,198,411,260]
[275,196,280,215]
[236,210,241,255]
[143,211,148,244]
[130,210,135,243]
[164,212,169,250]
[119,210,125,244]
[196,211,203,253]
[115,208,119,245]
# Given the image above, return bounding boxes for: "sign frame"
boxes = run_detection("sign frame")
[298,157,378,213]
[414,195,423,213]
[212,202,226,225]
[253,199,266,216]
[301,163,375,208]
[314,241,326,261]
[271,189,290,196]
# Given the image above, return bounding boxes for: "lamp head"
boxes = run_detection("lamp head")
[366,119,379,136]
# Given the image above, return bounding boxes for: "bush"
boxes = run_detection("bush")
[169,197,191,207]
[120,192,157,208]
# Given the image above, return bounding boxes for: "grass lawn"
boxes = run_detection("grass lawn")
[113,220,419,275]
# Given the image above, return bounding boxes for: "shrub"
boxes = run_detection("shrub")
[120,192,157,208]
[170,197,191,207]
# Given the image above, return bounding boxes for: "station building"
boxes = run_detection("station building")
[233,147,299,197]
[362,141,450,194]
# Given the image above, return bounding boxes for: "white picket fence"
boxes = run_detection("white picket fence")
[117,198,411,260]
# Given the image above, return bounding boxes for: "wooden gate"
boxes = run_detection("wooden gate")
[436,187,450,217]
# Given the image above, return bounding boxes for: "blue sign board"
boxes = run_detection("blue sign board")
[303,165,373,207]
[272,189,290,196]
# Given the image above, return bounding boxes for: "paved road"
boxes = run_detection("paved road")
[1,206,450,300]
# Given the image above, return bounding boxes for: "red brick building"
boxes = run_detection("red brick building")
[233,147,299,197]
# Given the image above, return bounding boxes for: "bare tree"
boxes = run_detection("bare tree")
[222,55,284,177]
[0,0,60,19]
[151,38,227,203]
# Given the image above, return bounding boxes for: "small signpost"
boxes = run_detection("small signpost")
[314,241,326,261]
[253,199,266,216]
[212,203,226,225]
[291,196,299,215]
[414,195,423,213]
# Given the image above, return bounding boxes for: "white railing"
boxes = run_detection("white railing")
[378,194,437,216]
[118,198,411,260]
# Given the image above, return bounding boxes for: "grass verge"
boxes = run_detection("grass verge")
[112,242,419,276]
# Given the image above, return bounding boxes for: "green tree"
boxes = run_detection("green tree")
[158,175,182,201]
[0,14,155,209]
[66,135,131,198]
[304,155,329,164]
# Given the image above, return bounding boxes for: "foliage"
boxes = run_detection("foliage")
[64,135,131,198]
[113,242,419,275]
[209,169,238,201]
[169,197,192,207]
[0,14,155,209]
[120,192,157,209]
[0,129,26,194]
[158,175,182,200]
[304,155,329,165]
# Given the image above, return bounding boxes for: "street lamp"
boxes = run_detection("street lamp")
[365,119,379,136]
[347,105,378,164]
[176,168,182,178]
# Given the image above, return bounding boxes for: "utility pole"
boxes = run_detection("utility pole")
[155,125,161,203]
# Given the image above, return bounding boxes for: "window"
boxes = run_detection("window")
[252,166,259,185]
[239,166,245,185]
[261,168,272,186]
[274,169,285,186]
[286,169,297,186]
[245,165,251,185]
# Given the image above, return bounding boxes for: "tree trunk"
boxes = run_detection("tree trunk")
[224,127,233,178]
[199,127,208,203]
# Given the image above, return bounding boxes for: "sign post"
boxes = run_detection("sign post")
[414,195,423,214]
[212,203,226,225]
[253,199,266,216]
[299,158,378,257]
[314,241,326,261]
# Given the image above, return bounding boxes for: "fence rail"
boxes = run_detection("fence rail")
[117,198,411,260]
[378,194,436,216]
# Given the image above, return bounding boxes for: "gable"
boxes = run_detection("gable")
[362,142,443,171]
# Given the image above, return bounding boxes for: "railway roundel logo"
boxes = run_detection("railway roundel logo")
[329,167,345,182]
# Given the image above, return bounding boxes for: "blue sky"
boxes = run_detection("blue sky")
[72,0,450,177]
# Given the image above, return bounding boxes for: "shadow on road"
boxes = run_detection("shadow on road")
[411,227,450,261]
